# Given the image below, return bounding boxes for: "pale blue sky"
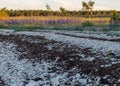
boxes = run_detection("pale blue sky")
[0,0,119,10]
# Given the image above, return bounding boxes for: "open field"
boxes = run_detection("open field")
[0,16,117,32]
[0,30,120,86]
[0,16,110,26]
[0,0,120,86]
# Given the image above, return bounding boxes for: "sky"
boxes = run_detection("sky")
[0,0,119,11]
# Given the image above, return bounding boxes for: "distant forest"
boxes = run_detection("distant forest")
[0,0,120,17]
[5,9,120,17]
[0,7,120,17]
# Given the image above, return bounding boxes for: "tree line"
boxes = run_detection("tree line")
[0,0,120,17]
[4,9,119,17]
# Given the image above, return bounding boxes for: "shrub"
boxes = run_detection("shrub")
[0,7,9,19]
[110,10,119,27]
[82,21,94,28]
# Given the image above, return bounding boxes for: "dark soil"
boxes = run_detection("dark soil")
[0,77,5,86]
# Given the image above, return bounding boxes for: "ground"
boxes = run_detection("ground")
[0,29,120,86]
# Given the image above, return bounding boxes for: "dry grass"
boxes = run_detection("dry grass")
[0,16,111,26]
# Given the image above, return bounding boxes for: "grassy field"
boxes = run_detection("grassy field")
[2,16,110,25]
[0,16,113,31]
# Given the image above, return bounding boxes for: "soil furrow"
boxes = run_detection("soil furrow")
[56,32,120,42]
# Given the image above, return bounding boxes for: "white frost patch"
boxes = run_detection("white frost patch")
[0,29,15,35]
[46,44,53,50]
[0,29,14,32]
[81,57,95,62]
[26,80,40,86]
[101,61,120,67]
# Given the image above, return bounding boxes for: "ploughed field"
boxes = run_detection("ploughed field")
[0,30,120,86]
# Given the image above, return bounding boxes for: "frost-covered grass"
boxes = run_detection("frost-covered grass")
[0,35,100,86]
[53,30,120,39]
[0,29,120,86]
[0,29,120,54]
[14,31,120,55]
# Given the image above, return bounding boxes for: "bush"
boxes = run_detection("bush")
[82,21,94,28]
[110,10,119,27]
[0,7,9,19]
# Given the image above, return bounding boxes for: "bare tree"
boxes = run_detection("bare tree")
[82,0,95,17]
[88,0,95,16]
[46,4,51,11]
[82,1,87,11]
